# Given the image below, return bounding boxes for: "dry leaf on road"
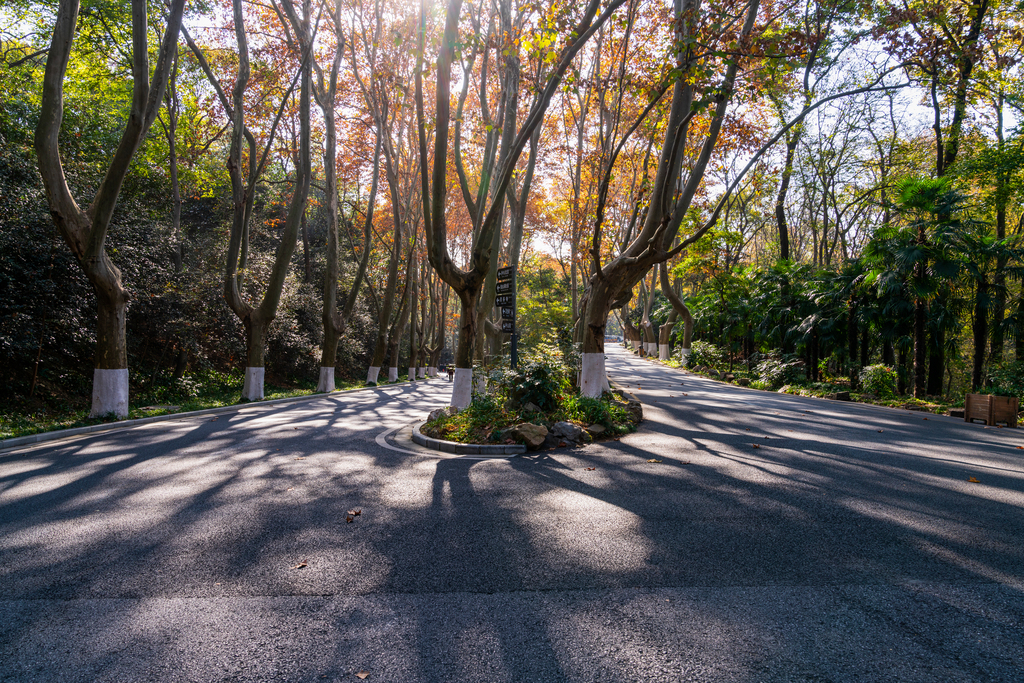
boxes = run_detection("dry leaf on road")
[347,509,362,516]
[356,672,370,680]
[752,444,760,449]
[346,515,354,523]
[647,459,662,463]
[967,476,980,483]
[292,562,307,570]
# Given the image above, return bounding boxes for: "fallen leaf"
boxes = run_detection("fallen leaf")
[294,427,298,430]
[1016,446,1023,450]
[745,428,750,431]
[585,467,596,471]
[292,562,308,569]
[347,509,362,516]
[294,457,306,460]
[967,476,980,483]
[356,672,370,680]
[752,444,760,449]
[647,459,662,463]
[923,417,929,421]
[878,429,883,433]
[683,393,688,396]
[287,487,294,491]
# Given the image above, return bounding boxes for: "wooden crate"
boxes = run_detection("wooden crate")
[991,395,1019,428]
[964,393,1019,427]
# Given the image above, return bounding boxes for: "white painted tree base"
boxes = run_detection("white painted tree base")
[90,368,129,418]
[418,367,426,378]
[451,368,473,409]
[366,366,380,385]
[408,370,416,382]
[242,367,265,401]
[680,348,691,366]
[316,366,335,393]
[580,353,607,398]
[428,366,437,377]
[659,344,670,360]
[388,367,398,382]
[647,342,657,355]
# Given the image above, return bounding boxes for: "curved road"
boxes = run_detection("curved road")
[1,347,1022,682]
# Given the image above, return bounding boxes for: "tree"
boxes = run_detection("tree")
[415,0,626,408]
[35,0,187,416]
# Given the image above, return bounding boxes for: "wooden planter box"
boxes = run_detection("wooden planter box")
[964,393,1018,428]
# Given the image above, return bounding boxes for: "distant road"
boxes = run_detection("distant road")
[2,352,1023,682]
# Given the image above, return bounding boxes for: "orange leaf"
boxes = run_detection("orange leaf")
[647,459,662,463]
[346,515,354,523]
[292,562,307,569]
[967,476,980,483]
[752,444,760,449]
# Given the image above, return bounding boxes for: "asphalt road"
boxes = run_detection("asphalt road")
[1,347,1023,682]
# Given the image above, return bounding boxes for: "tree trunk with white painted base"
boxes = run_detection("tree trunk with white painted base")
[35,0,186,418]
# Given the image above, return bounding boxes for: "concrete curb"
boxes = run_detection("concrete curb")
[411,422,526,456]
[1,379,437,453]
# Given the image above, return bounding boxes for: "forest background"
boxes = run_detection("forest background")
[2,0,1023,436]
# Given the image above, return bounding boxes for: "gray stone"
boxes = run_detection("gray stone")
[523,402,542,413]
[736,378,750,387]
[427,407,453,423]
[724,373,735,381]
[550,421,583,442]
[625,399,643,424]
[511,423,548,450]
[585,423,607,437]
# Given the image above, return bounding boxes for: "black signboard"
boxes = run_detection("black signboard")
[501,306,515,320]
[495,293,515,307]
[501,320,515,333]
[496,266,515,281]
[495,280,514,294]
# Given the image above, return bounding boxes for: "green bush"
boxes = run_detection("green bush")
[688,340,724,368]
[859,364,898,398]
[491,346,572,411]
[754,354,801,390]
[987,361,1024,399]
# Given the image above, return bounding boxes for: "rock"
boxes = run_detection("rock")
[736,378,750,387]
[426,407,453,423]
[625,399,643,424]
[512,423,548,450]
[550,421,583,442]
[585,423,607,437]
[724,373,735,381]
[523,402,542,413]
[829,391,851,401]
[708,368,721,378]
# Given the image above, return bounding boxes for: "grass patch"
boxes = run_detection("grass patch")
[0,371,365,441]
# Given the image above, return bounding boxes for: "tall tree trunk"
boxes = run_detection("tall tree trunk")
[35,0,186,417]
[972,277,989,391]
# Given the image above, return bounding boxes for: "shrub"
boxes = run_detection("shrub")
[754,354,801,390]
[490,346,571,411]
[859,364,897,399]
[688,340,724,369]
[987,361,1024,398]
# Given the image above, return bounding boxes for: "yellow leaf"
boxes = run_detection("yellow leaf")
[647,459,662,463]
[967,476,980,483]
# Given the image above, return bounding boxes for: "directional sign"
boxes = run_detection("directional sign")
[495,293,515,307]
[501,320,515,333]
[495,280,514,294]
[496,266,515,281]
[501,306,515,320]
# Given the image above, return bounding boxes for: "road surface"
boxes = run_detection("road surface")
[1,347,1022,682]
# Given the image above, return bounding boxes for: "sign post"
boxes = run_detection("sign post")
[495,267,518,369]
